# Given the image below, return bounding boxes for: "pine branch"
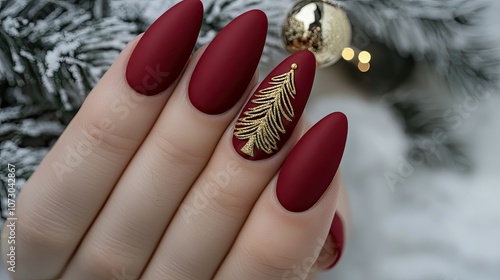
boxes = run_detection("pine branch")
[234,64,297,157]
[68,0,111,18]
[0,0,137,117]
[386,92,471,171]
[0,0,139,224]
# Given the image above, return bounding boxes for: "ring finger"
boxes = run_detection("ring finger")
[215,112,348,279]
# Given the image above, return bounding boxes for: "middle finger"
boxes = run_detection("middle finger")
[62,10,267,280]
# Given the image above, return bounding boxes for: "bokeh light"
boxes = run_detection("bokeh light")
[358,62,371,72]
[358,51,372,63]
[342,47,355,61]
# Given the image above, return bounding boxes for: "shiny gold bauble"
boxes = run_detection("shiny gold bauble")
[282,0,352,67]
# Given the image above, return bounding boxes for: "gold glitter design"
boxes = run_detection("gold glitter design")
[234,64,298,157]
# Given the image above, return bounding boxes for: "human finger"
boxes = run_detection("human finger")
[1,1,203,279]
[61,10,267,280]
[214,112,348,280]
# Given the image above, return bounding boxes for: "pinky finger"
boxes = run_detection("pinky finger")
[214,113,348,280]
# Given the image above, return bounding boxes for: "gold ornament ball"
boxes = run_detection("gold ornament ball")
[282,0,352,67]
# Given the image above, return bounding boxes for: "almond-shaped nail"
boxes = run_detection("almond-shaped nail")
[233,50,316,160]
[189,10,268,115]
[276,112,348,212]
[126,0,203,96]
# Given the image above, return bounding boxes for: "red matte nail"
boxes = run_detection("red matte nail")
[126,0,203,96]
[276,112,348,212]
[327,214,345,269]
[189,10,268,115]
[233,50,316,160]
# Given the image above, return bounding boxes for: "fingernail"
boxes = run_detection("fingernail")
[232,50,316,160]
[276,112,348,212]
[326,214,345,269]
[189,10,268,115]
[126,0,203,96]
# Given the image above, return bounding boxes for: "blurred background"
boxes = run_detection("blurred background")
[1,0,499,279]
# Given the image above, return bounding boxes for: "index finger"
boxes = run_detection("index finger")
[1,1,203,279]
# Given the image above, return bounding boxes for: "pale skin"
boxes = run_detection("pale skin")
[1,35,350,280]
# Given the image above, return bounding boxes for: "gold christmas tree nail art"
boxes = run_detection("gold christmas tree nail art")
[234,63,298,157]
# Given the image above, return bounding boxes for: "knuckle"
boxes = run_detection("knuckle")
[239,240,302,278]
[79,241,138,278]
[181,172,247,225]
[16,209,76,256]
[79,118,138,157]
[146,262,192,280]
[151,131,205,168]
[202,176,244,215]
[144,247,197,280]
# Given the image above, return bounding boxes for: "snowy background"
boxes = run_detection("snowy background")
[311,64,500,280]
[1,0,500,279]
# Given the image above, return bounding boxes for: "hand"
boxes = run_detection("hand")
[2,1,349,279]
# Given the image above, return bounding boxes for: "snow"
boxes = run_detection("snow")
[19,50,35,61]
[65,13,92,30]
[37,61,55,94]
[18,119,65,137]
[10,46,24,73]
[58,88,73,111]
[68,64,84,97]
[1,17,19,36]
[0,106,21,123]
[313,72,500,280]
[45,40,81,77]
